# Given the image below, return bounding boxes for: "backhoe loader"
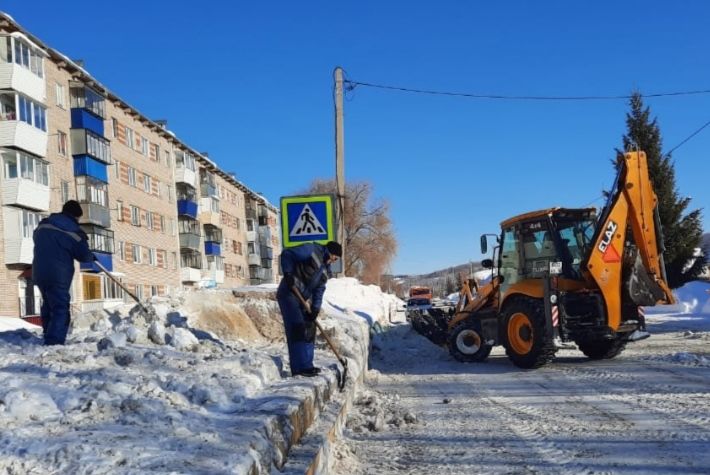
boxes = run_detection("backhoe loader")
[447,151,675,368]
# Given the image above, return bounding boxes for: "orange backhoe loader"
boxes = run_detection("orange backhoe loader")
[447,151,675,368]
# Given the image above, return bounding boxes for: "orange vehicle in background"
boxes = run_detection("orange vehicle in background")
[409,286,433,301]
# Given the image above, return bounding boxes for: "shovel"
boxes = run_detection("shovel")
[292,286,348,391]
[94,260,154,319]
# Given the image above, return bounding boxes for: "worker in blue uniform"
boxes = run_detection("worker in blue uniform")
[32,200,96,345]
[277,241,342,376]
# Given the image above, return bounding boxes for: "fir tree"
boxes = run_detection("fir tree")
[619,93,705,288]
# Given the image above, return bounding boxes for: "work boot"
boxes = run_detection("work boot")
[293,367,321,377]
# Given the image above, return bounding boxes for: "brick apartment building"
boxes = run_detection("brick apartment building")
[0,13,280,319]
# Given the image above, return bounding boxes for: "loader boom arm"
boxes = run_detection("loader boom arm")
[586,151,675,330]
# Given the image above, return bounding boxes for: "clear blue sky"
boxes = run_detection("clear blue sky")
[8,1,709,274]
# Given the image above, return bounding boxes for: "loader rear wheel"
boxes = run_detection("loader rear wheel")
[577,337,627,360]
[448,320,492,363]
[502,298,557,369]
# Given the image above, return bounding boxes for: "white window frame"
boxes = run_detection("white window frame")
[148,248,157,266]
[132,244,142,264]
[116,200,123,221]
[128,167,136,187]
[61,180,69,203]
[57,130,67,156]
[143,174,151,193]
[141,137,148,156]
[130,206,140,226]
[125,126,134,148]
[145,211,153,230]
[55,83,66,109]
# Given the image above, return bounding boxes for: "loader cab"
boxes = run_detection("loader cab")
[496,208,597,299]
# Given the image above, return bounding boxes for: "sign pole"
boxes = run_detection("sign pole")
[334,66,346,275]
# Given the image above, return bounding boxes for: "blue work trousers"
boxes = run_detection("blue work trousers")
[38,284,72,345]
[276,285,315,375]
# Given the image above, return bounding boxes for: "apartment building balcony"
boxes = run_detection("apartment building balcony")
[259,246,274,260]
[199,169,217,198]
[0,61,46,103]
[179,232,201,251]
[2,206,43,265]
[205,256,225,284]
[73,155,108,182]
[1,173,50,211]
[71,128,111,165]
[248,253,261,266]
[70,108,104,136]
[204,241,221,256]
[246,230,257,242]
[180,249,202,283]
[199,198,221,226]
[245,207,257,219]
[0,120,47,157]
[175,165,197,188]
[177,199,198,219]
[258,226,272,246]
[78,203,110,228]
[78,225,114,272]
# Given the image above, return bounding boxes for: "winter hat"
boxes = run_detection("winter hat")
[61,200,83,219]
[326,241,342,257]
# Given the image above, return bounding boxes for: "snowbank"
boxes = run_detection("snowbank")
[0,277,399,474]
[644,280,710,316]
[0,317,39,332]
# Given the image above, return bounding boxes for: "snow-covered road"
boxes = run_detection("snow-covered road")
[332,312,710,474]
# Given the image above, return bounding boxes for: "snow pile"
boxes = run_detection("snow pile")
[0,277,398,474]
[644,280,710,316]
[0,316,39,332]
[321,277,402,327]
[345,389,418,434]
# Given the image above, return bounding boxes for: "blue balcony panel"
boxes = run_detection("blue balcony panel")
[177,200,198,219]
[204,241,221,256]
[81,251,112,273]
[73,155,108,183]
[71,108,105,136]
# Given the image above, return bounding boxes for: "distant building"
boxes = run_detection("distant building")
[0,13,280,318]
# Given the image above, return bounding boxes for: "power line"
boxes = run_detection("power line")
[666,118,710,155]
[344,79,710,102]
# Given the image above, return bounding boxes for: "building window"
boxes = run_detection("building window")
[55,83,65,109]
[150,285,159,297]
[69,85,105,118]
[164,150,171,167]
[143,174,151,193]
[148,248,157,266]
[141,137,148,156]
[128,167,136,187]
[125,126,134,148]
[160,215,165,233]
[167,185,174,203]
[21,209,44,238]
[75,176,108,207]
[171,252,177,270]
[132,244,142,264]
[169,218,176,236]
[130,206,140,226]
[145,211,153,230]
[2,150,48,185]
[18,95,46,131]
[114,160,119,178]
[10,37,43,78]
[135,284,143,300]
[118,241,125,261]
[116,200,123,221]
[57,130,67,156]
[82,274,101,301]
[111,118,118,138]
[0,92,16,120]
[61,180,70,203]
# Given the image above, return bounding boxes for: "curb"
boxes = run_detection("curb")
[241,317,370,474]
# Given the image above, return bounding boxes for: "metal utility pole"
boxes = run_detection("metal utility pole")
[334,67,346,274]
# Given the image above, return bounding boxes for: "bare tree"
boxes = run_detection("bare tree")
[305,179,397,285]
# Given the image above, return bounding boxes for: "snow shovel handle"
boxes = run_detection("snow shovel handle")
[291,286,347,368]
[94,260,148,313]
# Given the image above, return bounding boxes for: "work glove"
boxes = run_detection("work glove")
[304,309,317,322]
[283,273,295,288]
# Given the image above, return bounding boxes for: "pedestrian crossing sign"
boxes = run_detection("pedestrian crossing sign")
[280,194,336,248]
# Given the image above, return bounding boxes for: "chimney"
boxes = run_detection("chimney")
[155,119,168,129]
[201,152,209,158]
[73,59,85,68]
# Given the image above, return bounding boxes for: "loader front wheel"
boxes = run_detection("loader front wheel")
[577,337,627,360]
[502,298,557,369]
[448,320,492,363]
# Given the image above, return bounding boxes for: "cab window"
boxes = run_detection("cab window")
[499,226,519,294]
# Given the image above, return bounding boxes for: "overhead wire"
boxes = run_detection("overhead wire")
[344,80,710,101]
